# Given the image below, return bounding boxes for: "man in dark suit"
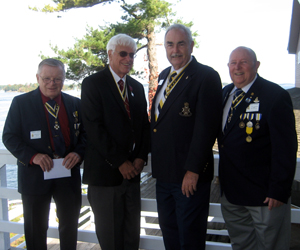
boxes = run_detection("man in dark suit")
[218,46,297,250]
[150,24,223,249]
[2,58,86,250]
[81,34,150,250]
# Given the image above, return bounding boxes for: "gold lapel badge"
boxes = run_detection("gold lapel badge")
[179,102,192,117]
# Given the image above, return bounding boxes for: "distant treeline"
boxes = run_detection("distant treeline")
[0,84,75,93]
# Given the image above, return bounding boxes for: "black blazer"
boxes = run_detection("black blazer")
[150,57,223,183]
[218,75,297,206]
[81,66,150,186]
[2,88,86,195]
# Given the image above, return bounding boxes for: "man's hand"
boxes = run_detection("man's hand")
[63,152,81,170]
[33,153,53,172]
[133,158,145,174]
[119,160,139,180]
[263,197,284,211]
[181,171,199,198]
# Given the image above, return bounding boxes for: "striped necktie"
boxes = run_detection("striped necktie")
[118,79,131,119]
[156,71,177,121]
[45,100,65,158]
[226,88,245,125]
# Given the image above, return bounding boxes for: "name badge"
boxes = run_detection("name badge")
[30,131,41,139]
[158,79,164,86]
[246,103,259,112]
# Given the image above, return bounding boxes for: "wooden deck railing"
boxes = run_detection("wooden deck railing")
[0,149,299,250]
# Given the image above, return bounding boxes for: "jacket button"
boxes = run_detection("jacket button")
[153,129,157,132]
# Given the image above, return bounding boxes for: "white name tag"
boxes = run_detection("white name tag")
[246,103,259,112]
[30,131,41,139]
[158,79,164,86]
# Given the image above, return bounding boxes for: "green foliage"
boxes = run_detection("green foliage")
[29,0,115,12]
[36,0,198,86]
[41,27,115,83]
[1,83,39,92]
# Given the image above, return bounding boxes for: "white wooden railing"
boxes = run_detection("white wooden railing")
[0,149,299,250]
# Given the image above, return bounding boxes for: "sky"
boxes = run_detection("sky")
[0,0,296,86]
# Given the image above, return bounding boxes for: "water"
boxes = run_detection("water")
[0,91,22,188]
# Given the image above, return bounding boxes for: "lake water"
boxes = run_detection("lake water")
[0,83,294,188]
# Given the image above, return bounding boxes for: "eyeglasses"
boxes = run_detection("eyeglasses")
[40,76,63,84]
[117,51,136,59]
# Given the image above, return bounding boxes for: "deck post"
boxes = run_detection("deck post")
[0,165,10,250]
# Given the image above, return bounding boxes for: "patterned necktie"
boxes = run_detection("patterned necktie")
[118,79,131,119]
[226,88,245,125]
[156,71,177,121]
[45,100,66,158]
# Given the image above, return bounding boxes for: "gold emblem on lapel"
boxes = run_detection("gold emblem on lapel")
[179,102,192,117]
[254,97,259,103]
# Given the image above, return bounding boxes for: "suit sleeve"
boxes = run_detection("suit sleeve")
[267,90,297,202]
[184,69,223,174]
[2,97,39,165]
[132,84,150,163]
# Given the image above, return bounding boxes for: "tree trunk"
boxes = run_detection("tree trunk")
[146,26,158,118]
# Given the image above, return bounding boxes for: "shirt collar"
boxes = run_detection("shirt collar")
[109,66,126,84]
[40,88,62,106]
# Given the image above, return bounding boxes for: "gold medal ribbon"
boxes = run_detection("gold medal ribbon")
[45,102,60,119]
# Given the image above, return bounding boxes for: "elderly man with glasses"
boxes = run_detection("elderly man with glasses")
[81,33,150,250]
[3,58,86,250]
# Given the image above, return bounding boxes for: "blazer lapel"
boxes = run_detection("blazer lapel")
[61,93,75,148]
[155,63,195,123]
[126,77,136,121]
[105,68,130,119]
[151,68,169,123]
[32,88,52,148]
[223,78,262,136]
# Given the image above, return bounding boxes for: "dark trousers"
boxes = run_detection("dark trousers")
[156,180,211,250]
[88,180,141,250]
[22,178,81,250]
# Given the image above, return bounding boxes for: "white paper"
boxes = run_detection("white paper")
[44,158,71,180]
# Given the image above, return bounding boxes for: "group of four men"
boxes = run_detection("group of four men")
[3,24,297,250]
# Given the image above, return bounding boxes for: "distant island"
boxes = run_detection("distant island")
[0,83,77,93]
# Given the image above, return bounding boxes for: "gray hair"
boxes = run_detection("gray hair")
[165,24,194,44]
[106,34,137,53]
[37,58,66,77]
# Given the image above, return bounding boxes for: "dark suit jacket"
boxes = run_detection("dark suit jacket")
[81,66,150,186]
[2,88,86,195]
[218,75,297,206]
[151,57,223,183]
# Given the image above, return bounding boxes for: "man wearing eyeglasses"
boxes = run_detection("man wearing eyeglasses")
[2,58,86,250]
[81,34,150,250]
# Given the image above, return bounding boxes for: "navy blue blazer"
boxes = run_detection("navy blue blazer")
[218,75,297,206]
[81,66,150,186]
[2,88,86,195]
[151,57,223,183]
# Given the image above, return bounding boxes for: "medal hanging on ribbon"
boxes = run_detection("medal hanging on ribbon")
[239,113,247,128]
[245,114,254,143]
[246,121,253,142]
[45,101,60,130]
[255,113,261,130]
